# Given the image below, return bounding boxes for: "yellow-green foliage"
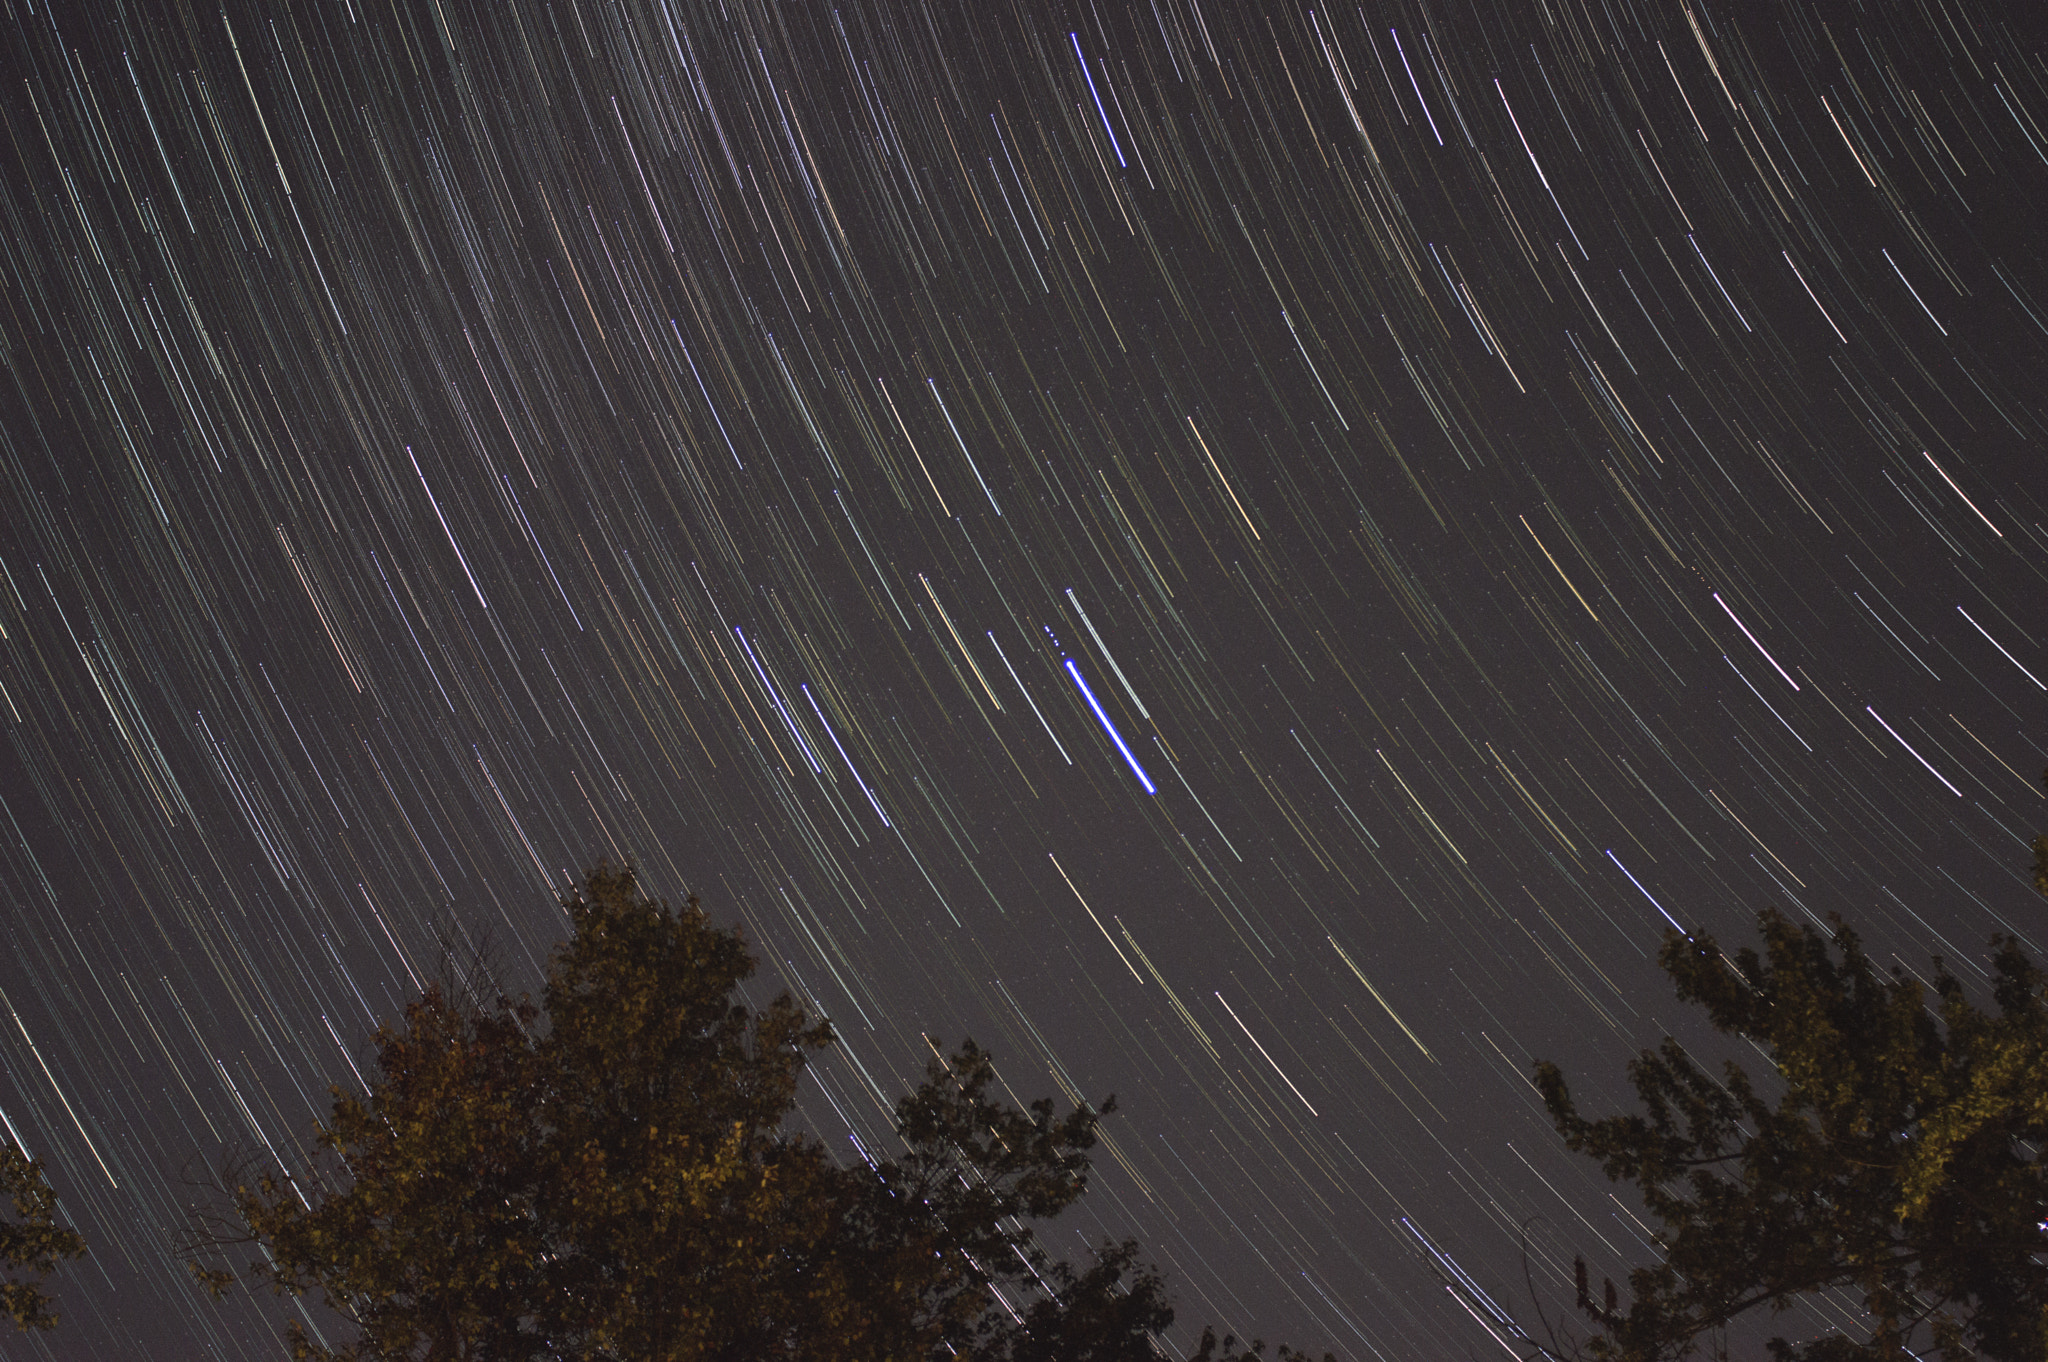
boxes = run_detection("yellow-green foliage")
[1538,906,2048,1362]
[191,866,1172,1362]
[0,1136,85,1332]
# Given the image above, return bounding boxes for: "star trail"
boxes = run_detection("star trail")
[0,0,2045,1355]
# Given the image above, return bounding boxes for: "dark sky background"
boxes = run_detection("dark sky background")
[0,0,2044,1356]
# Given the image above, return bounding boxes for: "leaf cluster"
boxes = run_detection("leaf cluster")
[1536,909,2048,1362]
[0,1136,85,1332]
[1182,1324,1340,1362]
[190,866,1190,1361]
[841,1036,1119,1354]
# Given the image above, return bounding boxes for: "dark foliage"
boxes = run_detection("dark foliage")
[0,1135,85,1331]
[1536,899,2048,1361]
[187,866,1237,1361]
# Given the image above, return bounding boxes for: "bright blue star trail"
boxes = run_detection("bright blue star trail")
[0,1,2044,1356]
[1066,658,1156,794]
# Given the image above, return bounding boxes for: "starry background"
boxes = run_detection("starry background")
[0,0,2044,1356]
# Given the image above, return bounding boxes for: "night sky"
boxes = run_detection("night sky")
[1,0,2044,1356]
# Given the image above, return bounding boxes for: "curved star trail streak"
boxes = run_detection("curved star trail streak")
[0,1,2044,1356]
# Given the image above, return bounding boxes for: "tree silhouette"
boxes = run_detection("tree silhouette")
[1536,889,2048,1361]
[189,865,1317,1361]
[0,1134,85,1332]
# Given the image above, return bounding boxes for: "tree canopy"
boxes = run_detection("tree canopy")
[1535,904,2048,1362]
[192,865,1328,1361]
[0,1134,85,1332]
